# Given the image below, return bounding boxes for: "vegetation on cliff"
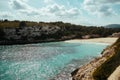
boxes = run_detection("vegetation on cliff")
[0,20,120,44]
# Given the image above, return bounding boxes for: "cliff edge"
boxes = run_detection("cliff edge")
[71,38,120,80]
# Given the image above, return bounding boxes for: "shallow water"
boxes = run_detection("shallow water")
[0,42,107,80]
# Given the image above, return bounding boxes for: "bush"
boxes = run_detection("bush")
[19,21,26,27]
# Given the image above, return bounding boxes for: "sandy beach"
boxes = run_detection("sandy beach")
[65,37,118,45]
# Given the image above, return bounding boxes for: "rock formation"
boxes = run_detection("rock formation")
[72,38,120,80]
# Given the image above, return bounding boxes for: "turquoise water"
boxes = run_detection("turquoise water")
[0,42,107,80]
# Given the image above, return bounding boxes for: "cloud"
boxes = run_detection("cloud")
[57,8,80,18]
[19,9,40,16]
[0,12,13,18]
[97,5,114,16]
[44,0,53,3]
[84,0,120,5]
[9,0,39,16]
[95,0,120,4]
[44,4,80,18]
[83,0,117,16]
[9,0,81,18]
[9,0,31,10]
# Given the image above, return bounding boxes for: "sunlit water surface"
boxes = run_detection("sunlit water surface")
[0,42,108,80]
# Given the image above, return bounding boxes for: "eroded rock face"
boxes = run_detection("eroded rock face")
[71,57,108,80]
[0,26,64,44]
[72,38,120,80]
[3,26,60,40]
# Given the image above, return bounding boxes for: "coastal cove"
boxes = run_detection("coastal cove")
[0,0,120,79]
[0,41,108,80]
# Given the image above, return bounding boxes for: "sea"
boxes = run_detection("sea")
[0,42,108,80]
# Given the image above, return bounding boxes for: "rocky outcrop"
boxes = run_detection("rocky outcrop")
[3,26,60,40]
[72,38,120,80]
[0,25,77,45]
[0,21,120,45]
[111,32,120,37]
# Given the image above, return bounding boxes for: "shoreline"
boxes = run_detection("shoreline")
[71,38,120,80]
[0,37,75,45]
[0,37,118,45]
[64,37,118,45]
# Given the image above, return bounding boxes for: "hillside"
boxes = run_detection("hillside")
[0,20,120,45]
[105,24,120,28]
[71,38,120,80]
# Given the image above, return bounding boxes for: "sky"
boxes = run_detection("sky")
[0,0,120,26]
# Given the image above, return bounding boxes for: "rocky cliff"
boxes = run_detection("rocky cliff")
[0,24,76,45]
[0,21,120,45]
[72,38,120,80]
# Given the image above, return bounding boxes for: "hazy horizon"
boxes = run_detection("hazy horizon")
[0,0,120,26]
